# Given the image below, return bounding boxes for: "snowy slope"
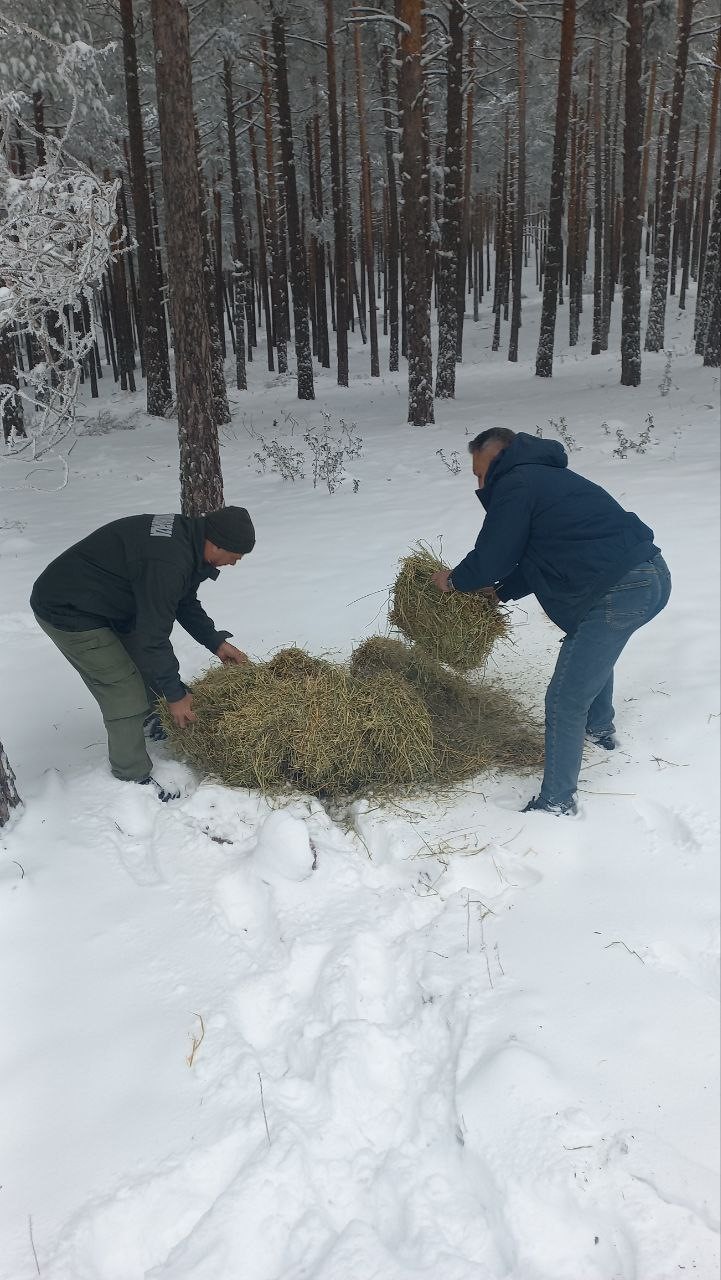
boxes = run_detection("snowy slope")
[0,291,719,1279]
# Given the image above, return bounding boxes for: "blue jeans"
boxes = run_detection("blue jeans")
[540,554,672,807]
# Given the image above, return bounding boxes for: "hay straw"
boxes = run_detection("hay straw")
[159,647,435,799]
[389,545,508,672]
[350,636,544,780]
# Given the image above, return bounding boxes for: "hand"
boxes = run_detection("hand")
[479,586,498,603]
[167,692,196,729]
[431,569,453,593]
[216,640,251,665]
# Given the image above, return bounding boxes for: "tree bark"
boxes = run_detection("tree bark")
[508,18,526,363]
[119,0,171,416]
[645,0,693,351]
[271,7,314,400]
[353,9,380,377]
[591,35,604,354]
[397,0,434,424]
[0,324,25,441]
[535,0,577,378]
[312,100,331,369]
[696,173,721,358]
[457,32,475,360]
[0,737,21,829]
[150,0,223,515]
[223,58,247,391]
[379,43,400,372]
[435,0,464,396]
[261,34,288,374]
[247,107,275,371]
[696,30,721,301]
[620,0,644,387]
[324,0,349,386]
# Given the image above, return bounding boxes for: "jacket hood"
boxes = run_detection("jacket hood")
[482,432,568,495]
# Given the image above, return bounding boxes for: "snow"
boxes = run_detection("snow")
[0,289,719,1279]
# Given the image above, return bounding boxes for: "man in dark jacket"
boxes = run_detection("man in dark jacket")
[431,429,671,814]
[31,506,255,801]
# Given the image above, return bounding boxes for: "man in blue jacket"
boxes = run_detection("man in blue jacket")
[431,429,671,815]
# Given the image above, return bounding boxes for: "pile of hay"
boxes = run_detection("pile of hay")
[160,646,435,799]
[161,641,543,800]
[350,637,543,781]
[389,545,508,672]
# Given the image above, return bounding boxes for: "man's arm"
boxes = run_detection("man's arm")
[450,475,532,592]
[496,564,532,602]
[175,591,231,652]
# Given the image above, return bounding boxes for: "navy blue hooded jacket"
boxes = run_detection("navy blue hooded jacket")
[451,433,659,633]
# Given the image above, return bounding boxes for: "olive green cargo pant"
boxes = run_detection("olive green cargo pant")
[35,616,155,782]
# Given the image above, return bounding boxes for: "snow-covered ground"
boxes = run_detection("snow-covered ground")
[1,288,719,1280]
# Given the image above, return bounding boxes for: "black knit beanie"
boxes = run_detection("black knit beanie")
[204,506,256,554]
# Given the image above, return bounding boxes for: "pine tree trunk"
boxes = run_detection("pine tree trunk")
[247,108,275,372]
[397,0,434,424]
[457,32,475,360]
[119,0,171,415]
[271,7,314,400]
[195,136,231,425]
[435,0,464,397]
[312,104,331,369]
[620,0,644,387]
[261,33,288,374]
[0,737,21,829]
[150,0,223,516]
[535,0,577,378]
[638,59,657,230]
[679,124,699,310]
[379,43,400,373]
[696,30,721,301]
[223,59,247,391]
[645,0,693,351]
[353,10,380,377]
[0,324,25,441]
[591,35,604,354]
[324,0,349,386]
[508,19,526,363]
[696,174,721,357]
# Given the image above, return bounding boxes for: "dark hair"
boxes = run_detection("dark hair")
[468,428,516,454]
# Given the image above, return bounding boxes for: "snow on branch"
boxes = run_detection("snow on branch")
[0,137,123,457]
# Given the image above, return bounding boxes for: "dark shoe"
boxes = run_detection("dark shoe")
[523,794,577,816]
[136,775,181,803]
[586,729,617,751]
[144,712,168,742]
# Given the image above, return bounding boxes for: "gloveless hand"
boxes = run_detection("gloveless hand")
[168,691,196,728]
[431,569,453,593]
[216,640,251,665]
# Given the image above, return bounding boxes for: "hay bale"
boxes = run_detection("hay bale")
[159,649,435,799]
[350,636,544,781]
[389,545,508,671]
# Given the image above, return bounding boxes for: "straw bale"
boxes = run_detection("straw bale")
[389,545,508,671]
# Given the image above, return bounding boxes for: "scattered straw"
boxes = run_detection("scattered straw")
[389,545,508,672]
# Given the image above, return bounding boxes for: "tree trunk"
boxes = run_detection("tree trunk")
[620,0,644,387]
[223,58,247,391]
[353,9,380,377]
[324,0,349,386]
[591,35,604,354]
[0,737,21,829]
[379,43,400,372]
[0,324,25,441]
[535,0,577,378]
[435,0,464,397]
[119,0,171,415]
[508,18,526,363]
[696,174,721,357]
[696,30,721,302]
[645,0,693,351]
[261,34,288,375]
[247,107,275,372]
[195,135,231,425]
[457,32,475,360]
[312,102,331,369]
[397,0,434,424]
[150,0,223,515]
[271,7,314,400]
[679,124,699,310]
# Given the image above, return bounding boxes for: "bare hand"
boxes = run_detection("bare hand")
[168,692,196,729]
[479,586,498,603]
[431,569,453,593]
[216,640,251,666]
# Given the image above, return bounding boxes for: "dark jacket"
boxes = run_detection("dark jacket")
[451,434,659,633]
[31,514,231,701]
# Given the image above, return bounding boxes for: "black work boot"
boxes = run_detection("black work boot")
[136,775,181,803]
[143,712,168,742]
